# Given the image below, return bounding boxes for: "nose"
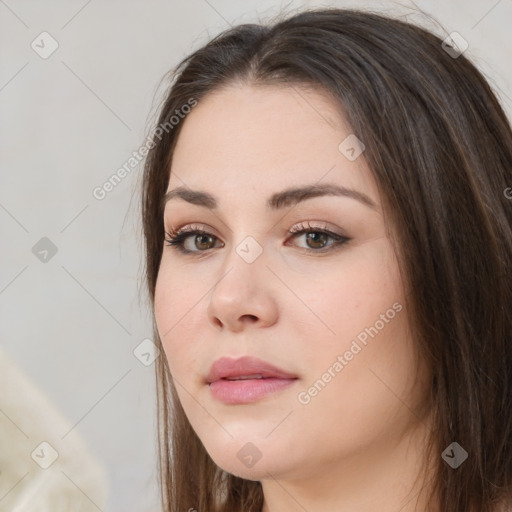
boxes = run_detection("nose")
[206,242,279,332]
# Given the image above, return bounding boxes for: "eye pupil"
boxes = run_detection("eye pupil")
[306,232,328,249]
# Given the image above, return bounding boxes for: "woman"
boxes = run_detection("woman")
[141,8,512,512]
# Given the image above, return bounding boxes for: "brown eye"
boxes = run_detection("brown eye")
[164,223,349,256]
[194,234,216,251]
[164,227,222,254]
[287,222,350,253]
[304,232,330,249]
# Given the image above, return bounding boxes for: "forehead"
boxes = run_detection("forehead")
[167,83,378,204]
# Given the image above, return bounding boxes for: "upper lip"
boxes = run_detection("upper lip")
[206,356,298,383]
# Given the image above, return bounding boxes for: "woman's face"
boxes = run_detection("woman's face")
[154,83,431,482]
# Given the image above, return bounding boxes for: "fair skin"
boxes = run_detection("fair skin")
[154,83,435,511]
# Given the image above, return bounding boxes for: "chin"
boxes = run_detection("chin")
[201,435,300,481]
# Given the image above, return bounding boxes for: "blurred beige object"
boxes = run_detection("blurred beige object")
[0,346,109,511]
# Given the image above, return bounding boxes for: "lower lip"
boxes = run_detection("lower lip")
[209,378,297,404]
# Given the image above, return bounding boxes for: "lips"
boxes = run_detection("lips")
[206,356,297,383]
[206,356,299,405]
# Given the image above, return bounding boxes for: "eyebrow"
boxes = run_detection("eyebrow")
[161,183,377,212]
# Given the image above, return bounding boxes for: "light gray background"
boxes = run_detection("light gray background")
[1,1,511,511]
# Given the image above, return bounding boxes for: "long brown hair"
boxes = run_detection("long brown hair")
[141,8,512,512]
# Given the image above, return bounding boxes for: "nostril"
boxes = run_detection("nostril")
[242,314,258,323]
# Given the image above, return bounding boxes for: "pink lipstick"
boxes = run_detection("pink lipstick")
[206,356,298,404]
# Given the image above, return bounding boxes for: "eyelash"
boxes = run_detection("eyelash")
[163,221,350,256]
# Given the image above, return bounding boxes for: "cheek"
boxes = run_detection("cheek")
[291,238,403,349]
[154,267,204,375]
[154,260,204,328]
[292,238,412,409]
